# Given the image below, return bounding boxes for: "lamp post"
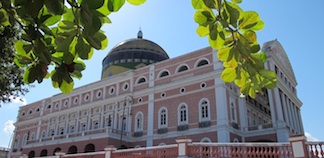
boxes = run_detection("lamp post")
[119,95,133,149]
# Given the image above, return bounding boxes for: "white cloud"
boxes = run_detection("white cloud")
[3,120,15,134]
[305,132,319,141]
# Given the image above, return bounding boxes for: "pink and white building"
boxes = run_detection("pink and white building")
[9,32,303,158]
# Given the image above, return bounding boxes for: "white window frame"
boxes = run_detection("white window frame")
[135,112,144,132]
[158,107,168,128]
[199,98,211,122]
[178,103,188,125]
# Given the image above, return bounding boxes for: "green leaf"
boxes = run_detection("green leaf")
[194,11,214,26]
[224,1,240,28]
[232,0,242,4]
[59,80,74,93]
[83,0,104,9]
[84,31,107,50]
[243,30,256,43]
[127,0,146,5]
[76,37,92,59]
[192,0,204,9]
[221,67,237,82]
[44,0,65,15]
[34,38,52,65]
[202,0,216,9]
[83,11,102,36]
[217,47,231,62]
[56,34,76,52]
[239,11,264,31]
[43,15,61,26]
[196,25,209,37]
[108,0,125,12]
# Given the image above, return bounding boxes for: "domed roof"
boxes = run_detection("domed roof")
[101,31,169,79]
[107,32,169,58]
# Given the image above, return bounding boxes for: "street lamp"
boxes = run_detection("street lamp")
[119,95,133,149]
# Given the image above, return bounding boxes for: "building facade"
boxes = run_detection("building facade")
[9,32,303,158]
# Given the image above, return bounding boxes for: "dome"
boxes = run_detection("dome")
[101,31,169,79]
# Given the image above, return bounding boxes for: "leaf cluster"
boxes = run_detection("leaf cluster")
[0,0,146,94]
[0,26,29,106]
[192,0,277,98]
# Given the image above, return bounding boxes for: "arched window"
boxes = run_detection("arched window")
[135,112,143,132]
[176,65,189,73]
[53,147,61,155]
[158,70,170,78]
[84,143,95,153]
[30,132,35,140]
[158,108,168,128]
[14,136,19,149]
[196,59,209,67]
[68,146,78,154]
[42,130,46,138]
[137,77,146,84]
[28,151,35,158]
[40,149,48,157]
[199,99,211,122]
[200,137,211,143]
[22,134,28,146]
[178,104,188,125]
[50,129,55,136]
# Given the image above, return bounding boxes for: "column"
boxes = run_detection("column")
[238,97,247,132]
[289,134,308,158]
[104,146,117,158]
[176,138,192,158]
[215,78,230,142]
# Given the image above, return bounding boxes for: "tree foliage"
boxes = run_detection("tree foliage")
[0,0,276,98]
[0,26,28,106]
[192,0,276,97]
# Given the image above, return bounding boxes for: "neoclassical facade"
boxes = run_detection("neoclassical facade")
[9,32,303,158]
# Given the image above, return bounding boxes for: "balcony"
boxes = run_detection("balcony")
[199,120,211,128]
[177,124,189,131]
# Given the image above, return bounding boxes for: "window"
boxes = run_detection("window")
[106,115,113,127]
[22,134,27,146]
[93,120,99,129]
[84,93,90,101]
[177,65,189,73]
[69,126,75,133]
[109,86,115,94]
[29,109,33,114]
[64,100,69,107]
[230,102,237,123]
[31,133,35,140]
[81,123,86,131]
[199,99,210,122]
[178,104,188,125]
[196,59,209,67]
[50,129,55,136]
[42,131,46,138]
[96,90,102,98]
[60,128,64,135]
[137,77,146,84]
[159,70,170,78]
[158,108,168,128]
[123,82,129,91]
[135,112,143,132]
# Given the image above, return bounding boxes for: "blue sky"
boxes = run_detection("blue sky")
[1,0,324,147]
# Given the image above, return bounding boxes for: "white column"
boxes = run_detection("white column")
[146,93,154,146]
[238,97,247,131]
[215,77,230,142]
[280,92,289,126]
[297,109,304,133]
